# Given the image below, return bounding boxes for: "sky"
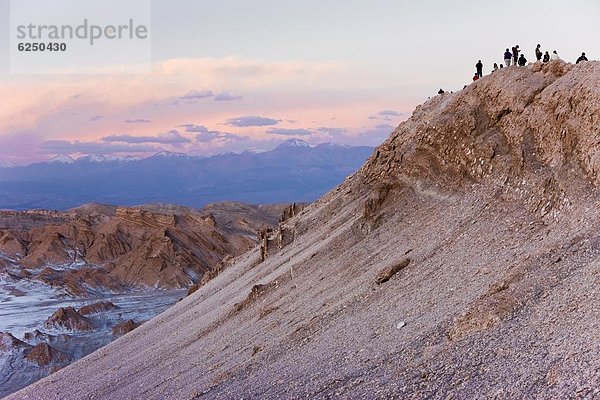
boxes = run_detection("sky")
[0,0,598,165]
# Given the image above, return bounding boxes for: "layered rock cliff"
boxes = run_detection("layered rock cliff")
[10,61,600,399]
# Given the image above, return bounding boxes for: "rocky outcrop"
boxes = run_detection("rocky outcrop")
[112,320,141,336]
[78,301,118,315]
[258,204,307,262]
[187,255,236,296]
[0,210,71,231]
[0,332,30,353]
[24,343,69,366]
[44,307,94,332]
[35,266,125,296]
[279,203,307,223]
[22,330,57,345]
[0,332,70,398]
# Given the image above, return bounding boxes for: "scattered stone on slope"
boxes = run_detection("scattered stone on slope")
[112,320,142,336]
[233,281,281,314]
[375,258,411,284]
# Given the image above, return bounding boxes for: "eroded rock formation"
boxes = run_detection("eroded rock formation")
[0,202,284,294]
[24,343,69,367]
[78,301,118,316]
[44,307,94,332]
[0,202,286,397]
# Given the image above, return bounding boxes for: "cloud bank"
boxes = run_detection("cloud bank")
[227,116,280,127]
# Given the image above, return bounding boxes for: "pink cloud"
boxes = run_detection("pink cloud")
[0,56,419,164]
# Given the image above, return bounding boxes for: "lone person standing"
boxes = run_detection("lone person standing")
[476,60,484,78]
[504,48,513,66]
[535,44,543,61]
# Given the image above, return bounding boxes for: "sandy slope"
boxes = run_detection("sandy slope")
[8,61,600,399]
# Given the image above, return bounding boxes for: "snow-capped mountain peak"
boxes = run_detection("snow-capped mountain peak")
[152,151,190,159]
[48,155,75,164]
[118,155,143,162]
[0,161,17,168]
[78,155,107,163]
[75,155,143,163]
[242,147,266,155]
[276,138,311,149]
[315,142,352,150]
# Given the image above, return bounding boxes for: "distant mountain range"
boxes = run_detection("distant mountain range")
[0,139,374,210]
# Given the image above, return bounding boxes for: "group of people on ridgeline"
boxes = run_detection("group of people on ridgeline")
[471,44,590,82]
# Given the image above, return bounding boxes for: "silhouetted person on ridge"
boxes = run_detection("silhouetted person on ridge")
[512,45,520,66]
[476,60,484,78]
[504,48,513,66]
[543,51,550,63]
[535,44,543,61]
[438,89,445,95]
[499,64,504,69]
[493,63,499,72]
[576,52,589,64]
[473,72,479,82]
[475,60,484,77]
[551,50,561,61]
[518,54,527,66]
